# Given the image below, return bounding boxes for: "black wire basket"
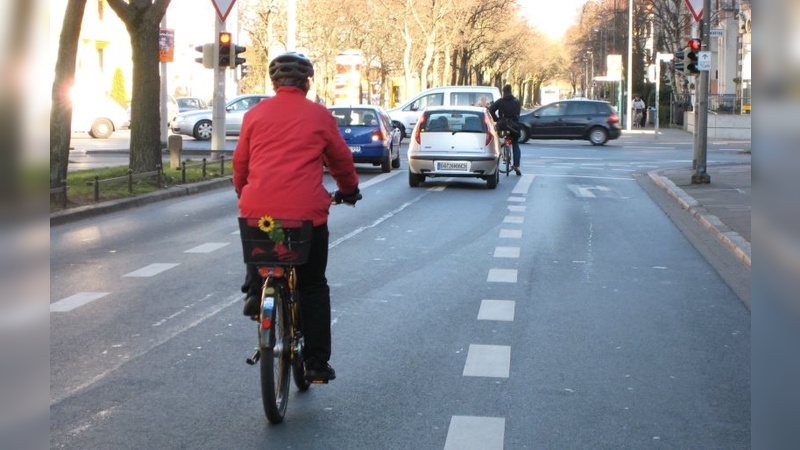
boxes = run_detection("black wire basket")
[238,217,313,265]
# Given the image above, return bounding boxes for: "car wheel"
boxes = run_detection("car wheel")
[90,118,114,139]
[193,120,212,141]
[381,152,391,173]
[588,127,608,145]
[393,121,407,139]
[391,145,401,169]
[486,167,499,189]
[517,125,530,144]
[409,171,424,187]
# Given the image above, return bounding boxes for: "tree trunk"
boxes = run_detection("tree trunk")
[49,0,88,202]
[107,0,170,174]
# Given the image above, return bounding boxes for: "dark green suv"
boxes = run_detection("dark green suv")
[518,99,622,146]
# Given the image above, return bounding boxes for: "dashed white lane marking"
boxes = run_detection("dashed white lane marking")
[184,242,230,253]
[463,344,511,378]
[123,263,180,278]
[51,292,111,313]
[478,300,515,321]
[511,174,535,195]
[503,216,524,224]
[499,229,522,239]
[507,196,525,203]
[487,268,517,283]
[493,247,520,258]
[507,205,525,213]
[444,416,505,450]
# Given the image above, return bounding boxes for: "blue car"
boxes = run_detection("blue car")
[327,106,402,173]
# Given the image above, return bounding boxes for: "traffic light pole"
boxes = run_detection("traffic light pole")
[211,17,227,161]
[691,0,711,184]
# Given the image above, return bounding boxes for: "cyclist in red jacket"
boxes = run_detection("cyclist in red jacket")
[233,52,361,382]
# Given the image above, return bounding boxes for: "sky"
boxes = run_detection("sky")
[518,0,588,40]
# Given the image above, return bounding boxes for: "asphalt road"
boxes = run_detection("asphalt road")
[50,137,751,449]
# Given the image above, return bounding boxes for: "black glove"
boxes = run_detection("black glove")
[333,188,362,206]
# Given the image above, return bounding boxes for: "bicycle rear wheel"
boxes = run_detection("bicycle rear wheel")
[260,279,291,424]
[503,144,511,176]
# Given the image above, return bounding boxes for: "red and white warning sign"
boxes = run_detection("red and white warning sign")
[211,0,236,22]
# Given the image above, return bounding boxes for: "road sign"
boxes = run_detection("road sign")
[698,51,711,71]
[710,28,724,38]
[685,0,703,22]
[211,0,236,22]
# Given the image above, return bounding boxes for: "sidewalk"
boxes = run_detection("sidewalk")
[648,163,751,268]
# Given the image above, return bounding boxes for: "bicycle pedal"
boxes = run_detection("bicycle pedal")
[308,379,329,384]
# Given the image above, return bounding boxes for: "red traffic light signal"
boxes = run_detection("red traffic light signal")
[686,38,701,74]
[218,32,232,67]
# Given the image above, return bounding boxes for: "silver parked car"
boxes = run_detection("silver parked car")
[407,106,501,189]
[169,94,270,140]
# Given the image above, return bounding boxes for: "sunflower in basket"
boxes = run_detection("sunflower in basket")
[257,215,286,243]
[257,215,293,259]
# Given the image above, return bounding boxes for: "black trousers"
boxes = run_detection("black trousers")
[244,224,332,362]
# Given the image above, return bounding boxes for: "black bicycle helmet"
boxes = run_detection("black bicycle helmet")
[268,52,314,81]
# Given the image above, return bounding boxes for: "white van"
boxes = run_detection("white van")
[388,85,501,137]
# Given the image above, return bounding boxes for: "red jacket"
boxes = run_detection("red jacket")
[233,87,359,226]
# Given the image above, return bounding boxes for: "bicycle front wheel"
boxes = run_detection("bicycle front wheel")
[260,279,291,424]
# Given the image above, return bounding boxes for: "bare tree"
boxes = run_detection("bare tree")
[49,0,89,202]
[106,0,171,174]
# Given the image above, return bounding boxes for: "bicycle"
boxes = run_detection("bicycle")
[240,216,313,424]
[497,129,513,176]
[633,110,643,129]
[239,192,359,424]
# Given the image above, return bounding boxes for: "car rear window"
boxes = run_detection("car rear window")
[329,109,379,126]
[422,111,485,132]
[450,92,495,107]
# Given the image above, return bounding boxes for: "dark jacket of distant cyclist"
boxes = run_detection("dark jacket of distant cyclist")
[489,92,522,137]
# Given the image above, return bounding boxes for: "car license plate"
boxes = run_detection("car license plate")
[435,161,469,171]
[349,146,361,153]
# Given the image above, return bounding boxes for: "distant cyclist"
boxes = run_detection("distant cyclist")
[232,52,361,383]
[490,84,523,175]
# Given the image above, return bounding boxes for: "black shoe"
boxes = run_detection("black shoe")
[514,167,522,176]
[305,359,336,383]
[243,295,260,317]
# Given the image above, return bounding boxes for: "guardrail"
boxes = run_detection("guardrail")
[178,156,226,184]
[86,165,163,203]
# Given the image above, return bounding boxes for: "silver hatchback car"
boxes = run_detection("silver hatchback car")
[407,106,501,189]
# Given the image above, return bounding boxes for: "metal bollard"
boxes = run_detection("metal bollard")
[202,158,207,179]
[127,169,133,193]
[168,135,182,169]
[181,161,187,184]
[93,175,100,202]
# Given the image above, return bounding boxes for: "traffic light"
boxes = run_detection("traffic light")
[232,44,246,67]
[673,50,686,72]
[686,38,701,74]
[194,43,214,69]
[218,32,232,67]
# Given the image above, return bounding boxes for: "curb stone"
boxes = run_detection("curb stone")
[648,171,751,268]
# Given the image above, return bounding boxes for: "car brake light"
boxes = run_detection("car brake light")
[483,116,492,146]
[372,130,383,142]
[608,113,620,124]
[415,116,427,144]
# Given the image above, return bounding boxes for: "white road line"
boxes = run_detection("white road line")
[123,263,180,278]
[51,292,111,313]
[507,196,526,203]
[444,416,505,450]
[359,170,402,189]
[511,174,535,195]
[507,205,525,212]
[499,229,522,239]
[493,247,520,258]
[478,300,515,321]
[184,242,230,253]
[329,193,428,249]
[534,173,636,181]
[463,344,511,378]
[503,216,524,224]
[487,268,517,283]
